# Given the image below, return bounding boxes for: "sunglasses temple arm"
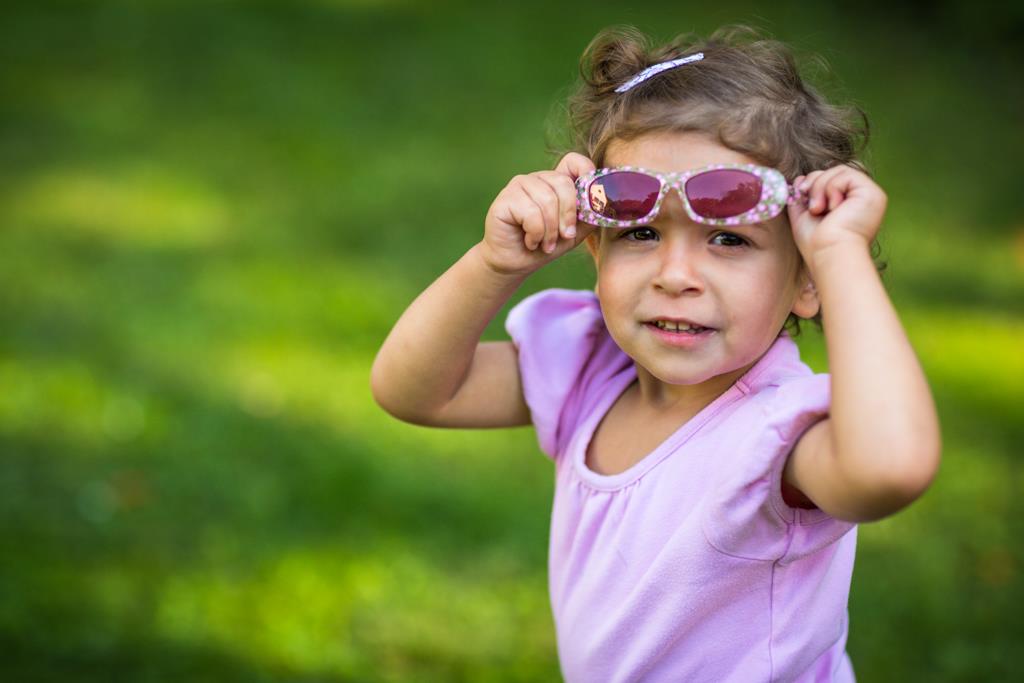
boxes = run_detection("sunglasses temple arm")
[787,184,809,206]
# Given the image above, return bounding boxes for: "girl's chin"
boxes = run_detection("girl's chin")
[640,365,722,387]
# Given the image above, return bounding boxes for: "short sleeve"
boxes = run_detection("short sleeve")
[504,288,605,460]
[702,373,857,564]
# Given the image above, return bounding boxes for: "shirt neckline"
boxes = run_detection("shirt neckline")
[571,332,796,491]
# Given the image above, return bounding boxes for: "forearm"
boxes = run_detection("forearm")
[371,243,528,420]
[811,243,941,491]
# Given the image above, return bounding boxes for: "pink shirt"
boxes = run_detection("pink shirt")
[505,288,858,683]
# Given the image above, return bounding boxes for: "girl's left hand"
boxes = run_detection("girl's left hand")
[788,164,887,264]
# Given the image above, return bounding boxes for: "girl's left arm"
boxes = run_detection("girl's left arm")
[782,165,942,523]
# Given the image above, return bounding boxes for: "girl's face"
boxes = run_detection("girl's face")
[594,131,819,403]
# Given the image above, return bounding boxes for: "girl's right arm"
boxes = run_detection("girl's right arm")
[370,153,597,427]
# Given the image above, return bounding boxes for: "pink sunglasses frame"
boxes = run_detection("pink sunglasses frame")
[575,163,808,228]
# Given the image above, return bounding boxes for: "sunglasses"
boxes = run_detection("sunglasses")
[575,163,807,228]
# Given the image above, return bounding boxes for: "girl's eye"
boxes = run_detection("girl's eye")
[711,232,748,248]
[620,227,657,241]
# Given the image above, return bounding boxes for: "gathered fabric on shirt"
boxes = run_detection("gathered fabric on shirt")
[505,288,858,683]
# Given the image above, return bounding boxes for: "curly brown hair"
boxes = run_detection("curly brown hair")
[546,23,886,337]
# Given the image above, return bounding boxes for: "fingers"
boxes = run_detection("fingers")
[513,170,580,253]
[539,171,580,241]
[499,153,595,255]
[795,165,857,215]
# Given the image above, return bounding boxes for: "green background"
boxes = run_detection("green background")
[1,1,1021,680]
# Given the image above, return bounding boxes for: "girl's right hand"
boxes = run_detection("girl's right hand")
[479,152,598,276]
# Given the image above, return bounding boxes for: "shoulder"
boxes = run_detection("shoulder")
[505,288,604,341]
[749,364,833,516]
[504,288,630,459]
[505,287,623,380]
[760,372,832,438]
[700,339,853,562]
[757,372,832,506]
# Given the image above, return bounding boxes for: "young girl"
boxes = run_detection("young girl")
[371,24,941,682]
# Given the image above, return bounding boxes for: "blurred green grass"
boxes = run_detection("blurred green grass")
[0,1,1021,680]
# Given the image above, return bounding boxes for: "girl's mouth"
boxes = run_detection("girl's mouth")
[648,320,712,334]
[644,322,716,347]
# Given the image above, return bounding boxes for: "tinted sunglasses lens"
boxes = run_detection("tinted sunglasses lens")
[685,170,762,219]
[588,172,661,221]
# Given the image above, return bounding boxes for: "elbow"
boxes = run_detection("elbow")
[370,380,416,423]
[369,360,405,420]
[369,361,436,426]
[843,443,942,523]
[369,358,388,409]
[890,429,943,498]
[893,443,942,508]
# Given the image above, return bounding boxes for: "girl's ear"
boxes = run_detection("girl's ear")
[791,267,820,319]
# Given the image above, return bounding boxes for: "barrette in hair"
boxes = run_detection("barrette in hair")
[614,52,704,93]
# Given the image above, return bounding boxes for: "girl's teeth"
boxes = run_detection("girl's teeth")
[654,321,703,332]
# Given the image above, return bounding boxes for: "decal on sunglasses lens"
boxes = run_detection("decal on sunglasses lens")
[588,171,661,221]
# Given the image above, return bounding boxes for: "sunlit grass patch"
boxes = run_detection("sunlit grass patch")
[7,164,231,249]
[0,356,161,450]
[903,306,1023,431]
[881,216,1024,311]
[154,539,555,679]
[186,255,410,347]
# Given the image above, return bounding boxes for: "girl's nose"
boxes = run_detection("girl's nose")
[651,193,705,295]
[652,237,705,295]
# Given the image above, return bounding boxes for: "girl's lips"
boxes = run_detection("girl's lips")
[646,318,711,329]
[644,322,717,348]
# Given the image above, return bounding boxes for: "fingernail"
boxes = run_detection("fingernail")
[544,242,555,253]
[566,225,576,238]
[800,182,811,192]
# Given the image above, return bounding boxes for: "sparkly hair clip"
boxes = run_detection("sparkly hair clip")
[614,52,705,93]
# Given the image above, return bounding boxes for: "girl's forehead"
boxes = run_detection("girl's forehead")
[604,132,759,171]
